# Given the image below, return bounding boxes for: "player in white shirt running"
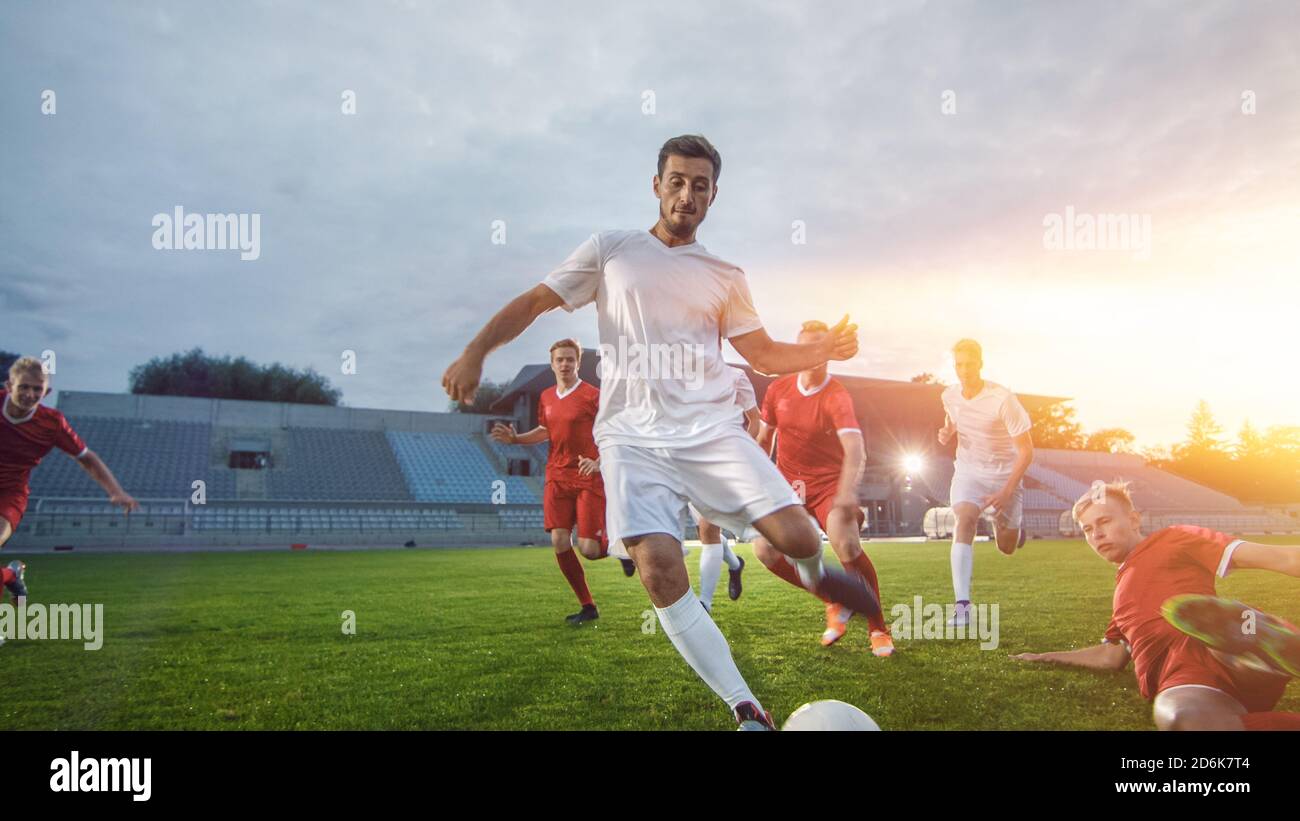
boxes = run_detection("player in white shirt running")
[442,134,882,729]
[937,339,1034,627]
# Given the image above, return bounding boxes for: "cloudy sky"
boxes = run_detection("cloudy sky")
[2,0,1297,448]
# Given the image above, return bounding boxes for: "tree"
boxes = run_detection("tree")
[0,350,19,378]
[1178,399,1225,458]
[128,348,341,405]
[1234,420,1267,462]
[1084,427,1135,454]
[450,379,507,414]
[910,372,945,385]
[1028,400,1084,449]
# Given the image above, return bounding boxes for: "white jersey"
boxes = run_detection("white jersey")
[731,366,757,412]
[941,381,1032,476]
[543,230,764,449]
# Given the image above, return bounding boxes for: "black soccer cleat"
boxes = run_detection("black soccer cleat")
[735,701,775,731]
[4,560,26,599]
[728,556,745,601]
[619,558,637,577]
[565,603,599,625]
[813,567,882,622]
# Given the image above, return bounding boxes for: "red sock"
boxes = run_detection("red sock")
[764,556,831,603]
[1242,712,1300,730]
[555,549,593,607]
[0,567,12,587]
[847,553,887,633]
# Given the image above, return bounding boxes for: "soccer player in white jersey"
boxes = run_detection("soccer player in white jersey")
[442,134,882,729]
[937,339,1034,627]
[692,365,757,612]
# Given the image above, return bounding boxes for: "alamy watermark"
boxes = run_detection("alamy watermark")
[890,595,1000,649]
[152,206,261,261]
[1043,206,1150,261]
[597,337,707,390]
[0,597,104,650]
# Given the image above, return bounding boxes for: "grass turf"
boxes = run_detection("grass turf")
[2,538,1297,730]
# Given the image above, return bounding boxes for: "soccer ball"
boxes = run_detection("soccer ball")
[781,700,880,731]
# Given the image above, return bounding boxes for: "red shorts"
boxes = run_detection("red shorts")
[0,493,27,532]
[1154,634,1290,712]
[801,481,864,534]
[543,480,606,542]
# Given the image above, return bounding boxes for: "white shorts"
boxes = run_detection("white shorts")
[601,429,802,559]
[949,470,1023,528]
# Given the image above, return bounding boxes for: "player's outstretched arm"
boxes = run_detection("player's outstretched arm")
[76,450,139,514]
[1011,642,1129,671]
[1229,542,1300,578]
[729,315,858,376]
[755,420,775,455]
[490,422,548,446]
[442,284,566,403]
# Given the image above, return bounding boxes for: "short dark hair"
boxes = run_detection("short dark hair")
[657,134,721,184]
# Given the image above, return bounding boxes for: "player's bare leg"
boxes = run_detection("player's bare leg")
[826,508,893,656]
[1152,686,1246,731]
[0,520,11,549]
[551,527,597,624]
[751,506,881,621]
[626,531,771,728]
[949,502,980,626]
[575,537,605,561]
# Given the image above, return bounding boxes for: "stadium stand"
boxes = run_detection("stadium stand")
[29,417,236,499]
[388,431,538,504]
[267,428,412,502]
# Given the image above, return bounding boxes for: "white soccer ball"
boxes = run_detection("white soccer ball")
[781,700,881,731]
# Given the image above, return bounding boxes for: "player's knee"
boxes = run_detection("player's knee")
[1153,698,1238,731]
[577,539,602,560]
[753,539,780,567]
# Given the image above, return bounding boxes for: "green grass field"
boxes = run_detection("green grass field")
[3,538,1297,730]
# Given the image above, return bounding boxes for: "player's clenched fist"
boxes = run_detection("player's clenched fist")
[442,351,484,404]
[937,415,956,446]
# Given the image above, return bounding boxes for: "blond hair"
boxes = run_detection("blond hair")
[1072,480,1136,522]
[7,356,47,384]
[951,338,982,361]
[549,339,581,362]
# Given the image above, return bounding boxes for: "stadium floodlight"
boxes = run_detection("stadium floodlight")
[902,454,923,475]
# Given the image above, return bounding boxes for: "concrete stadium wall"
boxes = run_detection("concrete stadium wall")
[56,391,488,433]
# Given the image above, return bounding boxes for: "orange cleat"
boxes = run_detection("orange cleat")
[870,630,895,658]
[821,603,853,646]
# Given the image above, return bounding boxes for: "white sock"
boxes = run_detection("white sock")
[720,538,741,571]
[951,541,973,602]
[698,543,723,609]
[792,547,826,589]
[654,589,759,713]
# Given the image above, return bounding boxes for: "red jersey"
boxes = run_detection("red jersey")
[1102,525,1242,700]
[538,380,601,488]
[0,389,89,498]
[760,373,861,490]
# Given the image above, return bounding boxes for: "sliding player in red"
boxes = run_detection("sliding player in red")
[1014,481,1300,730]
[491,340,631,624]
[753,321,894,657]
[0,356,139,612]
